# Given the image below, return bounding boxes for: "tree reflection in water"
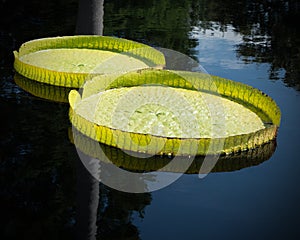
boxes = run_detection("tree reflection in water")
[76,157,151,240]
[104,0,299,90]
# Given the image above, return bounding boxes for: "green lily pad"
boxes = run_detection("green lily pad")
[19,48,149,74]
[74,86,265,138]
[13,36,165,88]
[69,69,281,156]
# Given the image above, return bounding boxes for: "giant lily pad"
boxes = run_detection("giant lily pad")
[69,69,281,156]
[75,86,264,138]
[13,36,165,88]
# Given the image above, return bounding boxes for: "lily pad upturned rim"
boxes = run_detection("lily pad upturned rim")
[69,69,281,156]
[13,35,166,88]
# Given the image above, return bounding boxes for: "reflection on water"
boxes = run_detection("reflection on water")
[14,74,72,103]
[104,0,299,90]
[76,157,151,240]
[96,188,151,240]
[72,128,276,175]
[0,0,299,239]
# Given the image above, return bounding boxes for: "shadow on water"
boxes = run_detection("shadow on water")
[72,128,277,175]
[0,0,299,239]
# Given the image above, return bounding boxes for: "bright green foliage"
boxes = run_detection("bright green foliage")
[75,86,264,138]
[13,36,165,88]
[19,49,149,74]
[69,69,281,156]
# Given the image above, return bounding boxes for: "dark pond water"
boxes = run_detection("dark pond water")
[1,0,300,239]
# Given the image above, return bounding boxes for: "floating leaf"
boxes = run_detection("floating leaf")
[13,36,165,88]
[69,69,281,156]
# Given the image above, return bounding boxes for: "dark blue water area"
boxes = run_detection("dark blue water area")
[1,0,300,239]
[133,29,300,239]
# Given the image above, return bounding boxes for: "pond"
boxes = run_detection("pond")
[0,0,300,239]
